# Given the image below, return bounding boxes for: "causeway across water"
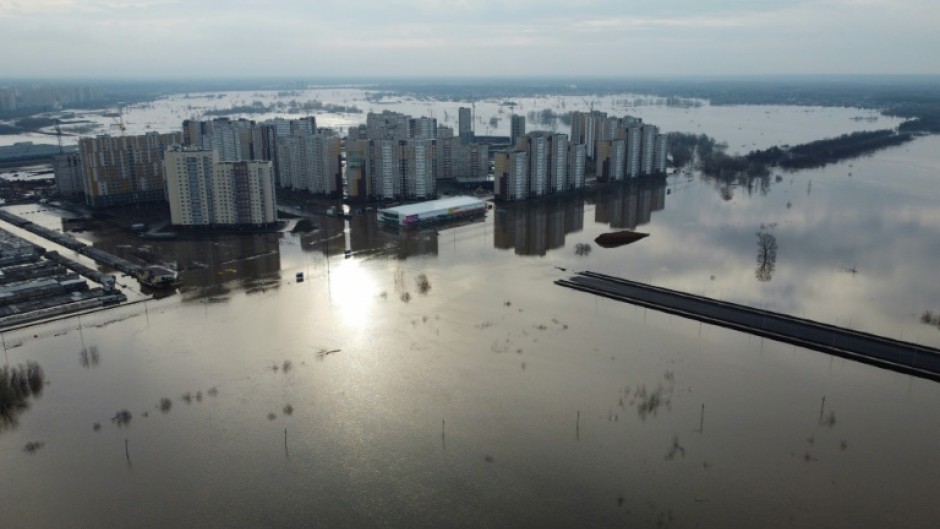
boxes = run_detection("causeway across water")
[557,271,940,382]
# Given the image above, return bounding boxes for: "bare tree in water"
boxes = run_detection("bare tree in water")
[756,231,778,282]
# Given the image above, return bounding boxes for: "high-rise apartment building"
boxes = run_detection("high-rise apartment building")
[79,131,182,207]
[494,150,528,201]
[639,125,659,176]
[371,139,401,199]
[275,130,341,195]
[567,143,586,190]
[570,110,607,160]
[410,117,438,140]
[510,115,526,146]
[183,118,263,162]
[403,139,436,199]
[458,106,473,143]
[653,133,669,174]
[367,111,411,140]
[164,146,276,227]
[624,125,642,178]
[53,153,84,197]
[597,139,626,181]
[547,133,568,193]
[523,133,549,197]
[460,142,489,181]
[345,139,371,201]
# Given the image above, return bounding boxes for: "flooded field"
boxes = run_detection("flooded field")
[1,87,902,155]
[1,104,939,527]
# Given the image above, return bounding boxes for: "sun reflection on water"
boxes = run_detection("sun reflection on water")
[328,258,379,330]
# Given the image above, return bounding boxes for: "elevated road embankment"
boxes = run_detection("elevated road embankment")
[0,208,141,277]
[557,271,940,382]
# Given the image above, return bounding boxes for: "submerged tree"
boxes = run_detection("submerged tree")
[0,362,45,431]
[574,243,592,256]
[415,273,431,295]
[755,231,778,282]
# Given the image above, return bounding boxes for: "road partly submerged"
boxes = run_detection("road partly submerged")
[557,271,940,382]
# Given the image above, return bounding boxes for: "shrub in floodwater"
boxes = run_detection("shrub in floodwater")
[282,360,293,373]
[415,273,431,295]
[283,404,294,416]
[111,410,132,426]
[23,441,45,453]
[1,362,45,428]
[400,292,411,303]
[574,243,592,256]
[79,346,100,368]
[159,398,172,413]
[920,310,940,328]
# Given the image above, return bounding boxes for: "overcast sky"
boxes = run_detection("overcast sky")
[0,0,937,78]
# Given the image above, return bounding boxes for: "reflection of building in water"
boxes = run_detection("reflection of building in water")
[592,176,667,230]
[383,226,439,259]
[174,233,281,301]
[494,196,584,256]
[300,214,440,260]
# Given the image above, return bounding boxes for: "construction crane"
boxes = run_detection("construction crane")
[54,119,63,154]
[110,114,126,134]
[108,105,127,135]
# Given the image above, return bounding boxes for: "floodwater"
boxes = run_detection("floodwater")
[1,87,901,155]
[2,109,940,527]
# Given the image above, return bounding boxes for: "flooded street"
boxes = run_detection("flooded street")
[2,103,940,526]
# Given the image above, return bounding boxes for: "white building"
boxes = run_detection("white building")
[164,146,276,227]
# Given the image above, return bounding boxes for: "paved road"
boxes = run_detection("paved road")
[558,271,940,381]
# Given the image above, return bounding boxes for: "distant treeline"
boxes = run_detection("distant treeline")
[746,129,915,169]
[668,132,769,185]
[380,77,940,134]
[203,99,362,118]
[668,127,914,177]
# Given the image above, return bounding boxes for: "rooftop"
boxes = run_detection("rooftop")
[379,196,485,217]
